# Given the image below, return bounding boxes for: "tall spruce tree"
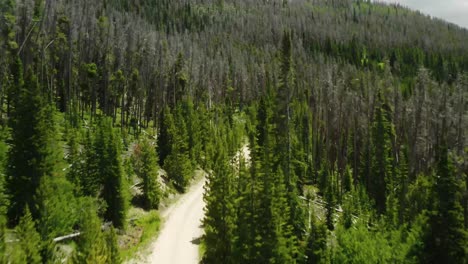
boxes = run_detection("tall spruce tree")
[137,138,161,210]
[305,212,328,264]
[0,129,8,262]
[163,105,192,192]
[420,145,467,263]
[15,206,42,264]
[274,29,305,251]
[105,226,121,264]
[7,69,62,224]
[202,128,235,264]
[157,106,173,166]
[97,118,128,229]
[370,94,396,214]
[73,202,108,264]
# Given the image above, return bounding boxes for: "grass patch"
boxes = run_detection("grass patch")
[198,237,206,261]
[120,209,161,260]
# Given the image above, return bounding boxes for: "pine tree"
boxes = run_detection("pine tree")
[202,129,235,264]
[16,206,42,264]
[157,107,173,166]
[163,105,192,192]
[66,127,82,191]
[254,96,280,263]
[7,69,63,224]
[81,130,99,197]
[305,213,328,264]
[232,155,257,263]
[35,175,78,255]
[420,145,468,263]
[275,30,305,243]
[137,138,161,210]
[98,118,128,229]
[73,202,108,264]
[105,226,121,264]
[369,94,396,214]
[0,129,8,262]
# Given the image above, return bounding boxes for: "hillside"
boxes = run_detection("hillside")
[0,0,467,263]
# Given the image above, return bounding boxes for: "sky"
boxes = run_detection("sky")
[377,0,468,29]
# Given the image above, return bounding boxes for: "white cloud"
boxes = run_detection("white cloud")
[377,0,468,29]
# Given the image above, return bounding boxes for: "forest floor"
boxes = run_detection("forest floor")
[141,177,206,264]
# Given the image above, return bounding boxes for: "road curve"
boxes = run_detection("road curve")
[146,178,206,264]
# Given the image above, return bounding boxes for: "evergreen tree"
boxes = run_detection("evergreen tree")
[157,106,173,166]
[232,155,257,263]
[0,129,8,262]
[275,30,305,242]
[81,130,99,197]
[66,127,83,192]
[420,145,468,263]
[163,105,192,192]
[137,138,161,210]
[305,214,328,264]
[16,206,42,264]
[73,202,108,264]
[202,130,235,264]
[97,118,128,229]
[35,175,79,260]
[7,69,63,223]
[105,226,121,264]
[369,94,396,214]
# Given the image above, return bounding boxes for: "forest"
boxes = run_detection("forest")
[0,0,467,263]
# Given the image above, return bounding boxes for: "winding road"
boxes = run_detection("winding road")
[146,178,206,264]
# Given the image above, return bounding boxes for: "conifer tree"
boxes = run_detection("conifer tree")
[157,106,173,166]
[73,203,108,264]
[370,94,396,214]
[275,30,305,242]
[420,145,467,263]
[202,129,235,264]
[97,118,128,229]
[35,175,78,257]
[81,130,99,197]
[66,127,83,191]
[7,70,62,223]
[16,206,42,264]
[232,155,257,263]
[137,138,161,210]
[305,214,328,264]
[105,226,121,264]
[0,130,8,262]
[163,105,192,192]
[254,96,279,263]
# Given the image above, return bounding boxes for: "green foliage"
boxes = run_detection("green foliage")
[332,221,415,264]
[7,70,63,224]
[162,105,193,192]
[35,176,79,249]
[15,206,42,264]
[369,94,396,214]
[202,131,235,264]
[305,215,328,264]
[120,210,160,260]
[97,118,128,229]
[105,226,121,264]
[418,146,468,263]
[0,129,8,262]
[73,202,108,264]
[134,138,161,210]
[157,106,173,166]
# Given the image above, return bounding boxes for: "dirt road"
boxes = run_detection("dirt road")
[146,178,206,264]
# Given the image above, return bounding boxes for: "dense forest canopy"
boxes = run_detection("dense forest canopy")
[0,0,466,263]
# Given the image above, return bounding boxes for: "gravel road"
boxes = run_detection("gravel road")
[146,178,206,264]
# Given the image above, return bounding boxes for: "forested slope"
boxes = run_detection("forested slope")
[0,0,467,263]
